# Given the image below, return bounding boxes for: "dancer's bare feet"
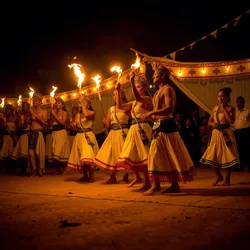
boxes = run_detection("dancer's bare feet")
[102,178,118,184]
[161,185,180,193]
[53,171,62,176]
[222,177,230,186]
[37,169,43,177]
[29,171,37,177]
[88,172,95,183]
[212,176,224,186]
[128,178,142,188]
[136,182,152,191]
[78,175,89,182]
[142,183,161,196]
[121,173,129,184]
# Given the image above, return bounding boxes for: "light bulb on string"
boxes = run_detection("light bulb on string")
[178,68,183,76]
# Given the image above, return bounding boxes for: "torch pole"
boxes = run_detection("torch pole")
[97,89,108,136]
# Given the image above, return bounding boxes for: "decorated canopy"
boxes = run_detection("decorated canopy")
[131,48,250,114]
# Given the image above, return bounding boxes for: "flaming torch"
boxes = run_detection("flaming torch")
[0,97,5,109]
[50,86,58,108]
[110,66,123,88]
[68,63,85,95]
[92,75,102,101]
[110,66,123,84]
[17,95,22,109]
[131,53,141,70]
[92,75,107,135]
[28,85,35,106]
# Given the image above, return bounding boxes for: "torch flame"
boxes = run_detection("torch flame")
[0,98,5,108]
[92,75,101,90]
[17,95,22,106]
[110,66,123,74]
[131,53,141,69]
[50,86,58,98]
[68,63,85,89]
[28,85,35,98]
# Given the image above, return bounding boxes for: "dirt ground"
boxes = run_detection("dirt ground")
[0,168,250,250]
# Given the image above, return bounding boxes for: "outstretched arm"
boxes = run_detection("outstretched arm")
[116,83,133,111]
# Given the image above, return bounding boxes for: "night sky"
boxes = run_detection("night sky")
[0,2,249,97]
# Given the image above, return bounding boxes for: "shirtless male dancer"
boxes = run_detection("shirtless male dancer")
[140,66,194,195]
[28,93,47,177]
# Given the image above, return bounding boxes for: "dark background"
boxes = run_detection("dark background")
[0,1,249,97]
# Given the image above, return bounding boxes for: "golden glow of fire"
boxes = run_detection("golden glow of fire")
[226,66,231,71]
[178,71,183,76]
[0,97,5,108]
[17,95,22,106]
[201,68,206,74]
[131,53,140,69]
[28,85,35,98]
[92,75,101,90]
[68,63,85,89]
[110,66,122,74]
[50,86,58,98]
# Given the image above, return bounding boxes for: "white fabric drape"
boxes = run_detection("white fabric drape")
[171,75,250,114]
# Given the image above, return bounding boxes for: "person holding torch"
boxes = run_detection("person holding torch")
[94,87,131,184]
[115,62,153,191]
[66,94,99,182]
[27,93,47,177]
[50,97,70,175]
